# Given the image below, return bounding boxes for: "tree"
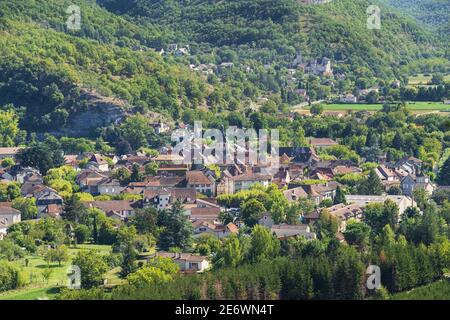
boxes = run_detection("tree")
[364,200,399,234]
[144,161,159,176]
[310,104,324,115]
[130,208,159,235]
[116,226,139,278]
[358,169,383,195]
[119,114,152,150]
[0,261,20,292]
[343,220,371,249]
[0,182,21,202]
[333,246,364,299]
[247,225,280,263]
[45,245,69,266]
[213,234,245,268]
[41,267,53,284]
[1,157,15,168]
[413,187,428,210]
[157,202,193,251]
[72,250,108,289]
[74,225,91,244]
[130,164,144,182]
[147,256,180,276]
[17,142,64,174]
[241,198,266,227]
[113,167,131,185]
[126,266,172,287]
[387,185,402,195]
[334,186,347,205]
[292,127,307,147]
[431,73,444,85]
[0,109,25,147]
[438,156,450,185]
[62,195,88,223]
[316,209,339,237]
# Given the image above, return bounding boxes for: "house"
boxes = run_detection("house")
[150,121,169,134]
[0,205,21,240]
[96,178,124,196]
[304,57,333,76]
[295,89,308,98]
[0,147,24,160]
[303,210,321,225]
[307,138,338,149]
[76,169,110,194]
[41,204,63,219]
[20,173,44,196]
[150,252,209,273]
[33,186,64,217]
[2,167,40,183]
[310,167,334,180]
[301,181,340,205]
[345,195,416,220]
[332,165,362,176]
[64,155,81,168]
[394,157,423,175]
[143,188,197,210]
[124,176,186,194]
[189,207,221,222]
[192,220,239,239]
[85,200,139,221]
[375,165,397,182]
[228,173,272,194]
[340,93,357,103]
[270,224,316,240]
[185,171,215,196]
[115,155,150,168]
[271,168,291,188]
[278,147,319,165]
[400,174,435,196]
[87,154,109,172]
[258,214,275,228]
[283,187,309,203]
[327,203,364,232]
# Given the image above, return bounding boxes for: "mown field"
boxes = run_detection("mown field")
[320,101,450,111]
[0,244,120,300]
[391,280,450,300]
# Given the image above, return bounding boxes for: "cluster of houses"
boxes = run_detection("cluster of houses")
[160,44,190,57]
[0,139,436,271]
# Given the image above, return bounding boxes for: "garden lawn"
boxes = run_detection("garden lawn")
[0,244,112,300]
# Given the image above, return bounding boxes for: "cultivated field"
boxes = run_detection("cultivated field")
[318,101,450,111]
[408,73,450,86]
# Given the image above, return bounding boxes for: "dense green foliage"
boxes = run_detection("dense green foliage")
[99,0,444,80]
[386,0,450,39]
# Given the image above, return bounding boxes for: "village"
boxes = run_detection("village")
[0,127,438,273]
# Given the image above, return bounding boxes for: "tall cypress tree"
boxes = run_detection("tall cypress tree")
[438,156,450,185]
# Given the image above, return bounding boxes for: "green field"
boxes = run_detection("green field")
[0,244,116,300]
[320,101,450,111]
[391,280,450,300]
